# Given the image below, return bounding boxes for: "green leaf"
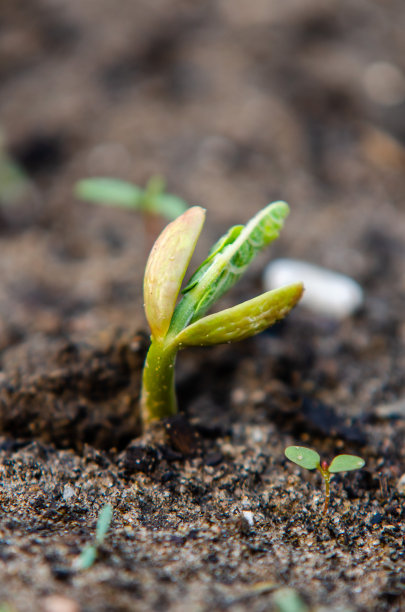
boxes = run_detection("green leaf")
[273,587,309,612]
[75,544,97,570]
[328,455,365,473]
[95,504,113,545]
[144,206,206,340]
[285,446,320,470]
[75,178,142,208]
[176,283,303,347]
[170,201,290,333]
[0,156,30,205]
[151,193,188,220]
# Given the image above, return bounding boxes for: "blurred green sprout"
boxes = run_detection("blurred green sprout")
[74,504,113,570]
[273,587,309,612]
[75,175,187,221]
[0,131,31,205]
[285,446,365,516]
[141,201,303,427]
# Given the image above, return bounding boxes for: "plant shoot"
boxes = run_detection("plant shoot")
[75,175,187,221]
[74,504,113,571]
[285,446,365,516]
[141,201,303,427]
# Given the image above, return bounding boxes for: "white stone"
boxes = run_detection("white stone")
[241,510,255,527]
[63,484,76,501]
[263,258,364,319]
[397,473,405,496]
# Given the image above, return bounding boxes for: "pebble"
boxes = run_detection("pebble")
[263,258,364,319]
[63,484,76,502]
[374,398,405,419]
[41,596,79,612]
[397,473,405,496]
[239,510,255,534]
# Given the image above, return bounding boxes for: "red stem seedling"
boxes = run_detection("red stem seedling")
[285,446,365,517]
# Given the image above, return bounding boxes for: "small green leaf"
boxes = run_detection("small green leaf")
[285,446,320,470]
[328,455,365,473]
[75,178,142,208]
[144,206,206,340]
[0,156,30,205]
[75,544,98,570]
[151,193,188,220]
[176,283,303,347]
[273,587,309,612]
[95,504,113,545]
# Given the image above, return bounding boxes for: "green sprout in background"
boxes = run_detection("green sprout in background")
[272,587,309,612]
[285,446,365,516]
[75,175,188,221]
[74,504,113,571]
[0,130,31,205]
[141,201,304,428]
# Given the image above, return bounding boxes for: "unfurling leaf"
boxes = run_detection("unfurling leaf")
[285,446,321,470]
[144,206,206,339]
[176,283,303,347]
[328,455,365,473]
[172,201,291,329]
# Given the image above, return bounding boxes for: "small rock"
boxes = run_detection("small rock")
[396,473,405,495]
[239,510,255,534]
[41,595,79,612]
[118,444,158,474]
[165,415,199,456]
[204,451,223,467]
[369,512,383,526]
[63,484,75,502]
[374,398,405,419]
[263,258,364,319]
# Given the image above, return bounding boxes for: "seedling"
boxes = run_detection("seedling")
[74,504,113,570]
[75,175,187,221]
[285,446,365,516]
[141,201,304,427]
[0,130,31,205]
[273,587,308,612]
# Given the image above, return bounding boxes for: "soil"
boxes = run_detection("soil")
[0,1,405,611]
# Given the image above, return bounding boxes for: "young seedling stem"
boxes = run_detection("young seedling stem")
[141,202,304,428]
[318,460,331,516]
[285,446,365,518]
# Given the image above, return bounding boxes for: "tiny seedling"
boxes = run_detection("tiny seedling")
[0,130,31,205]
[273,587,308,612]
[141,201,304,427]
[75,175,188,221]
[74,503,113,570]
[285,446,365,516]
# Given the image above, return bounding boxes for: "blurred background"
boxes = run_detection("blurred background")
[0,0,404,342]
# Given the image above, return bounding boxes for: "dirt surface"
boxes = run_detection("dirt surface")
[0,1,405,611]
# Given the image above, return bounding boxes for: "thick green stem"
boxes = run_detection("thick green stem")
[140,338,179,426]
